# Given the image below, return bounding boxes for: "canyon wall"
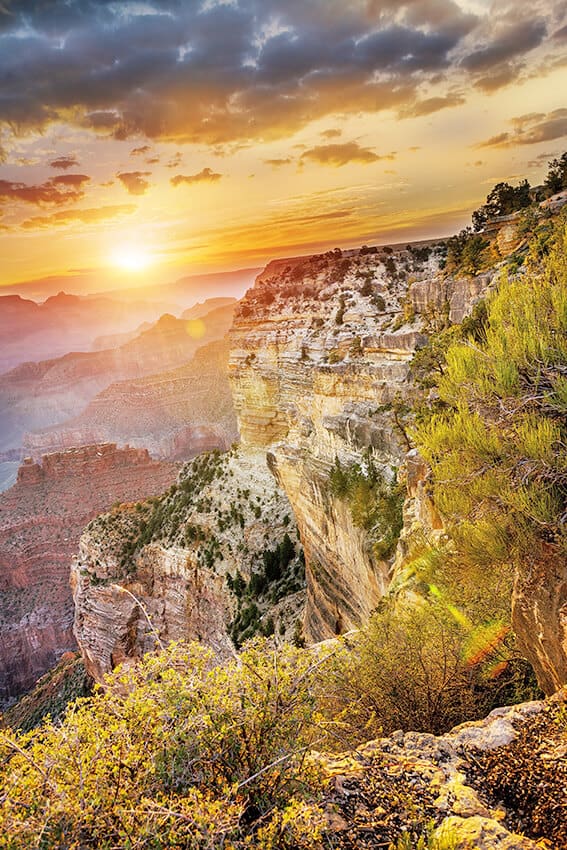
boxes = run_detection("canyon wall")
[22,338,238,461]
[72,447,305,683]
[0,444,178,705]
[0,303,235,455]
[228,247,491,640]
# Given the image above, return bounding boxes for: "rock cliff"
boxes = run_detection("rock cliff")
[72,446,306,683]
[228,246,491,640]
[318,690,566,849]
[0,444,178,705]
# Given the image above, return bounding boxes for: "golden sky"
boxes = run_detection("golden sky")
[0,0,566,295]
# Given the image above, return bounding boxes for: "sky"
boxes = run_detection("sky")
[0,0,566,295]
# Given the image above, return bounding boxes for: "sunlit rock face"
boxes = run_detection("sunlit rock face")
[228,246,493,640]
[0,444,178,706]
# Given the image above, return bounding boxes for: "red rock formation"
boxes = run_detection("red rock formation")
[0,444,178,706]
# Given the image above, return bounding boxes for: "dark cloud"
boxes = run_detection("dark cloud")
[116,170,151,195]
[321,129,342,139]
[20,203,137,229]
[301,142,392,167]
[49,154,80,169]
[461,19,548,72]
[130,145,152,157]
[170,168,222,187]
[399,93,465,118]
[477,108,567,148]
[0,1,562,146]
[0,173,89,205]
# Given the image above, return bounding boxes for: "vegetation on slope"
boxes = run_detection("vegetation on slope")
[415,213,567,611]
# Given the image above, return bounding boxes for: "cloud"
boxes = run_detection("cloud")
[130,145,152,157]
[49,154,79,169]
[320,128,342,139]
[476,108,567,148]
[0,1,561,148]
[170,168,222,187]
[116,171,151,195]
[166,152,183,169]
[399,93,465,118]
[461,19,548,72]
[0,174,89,205]
[20,204,136,230]
[264,157,292,167]
[301,142,393,167]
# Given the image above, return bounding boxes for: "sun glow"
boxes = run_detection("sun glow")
[110,244,153,272]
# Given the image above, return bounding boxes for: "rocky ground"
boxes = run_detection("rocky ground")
[319,690,567,849]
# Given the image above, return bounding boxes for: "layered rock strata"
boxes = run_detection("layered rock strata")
[72,446,305,683]
[0,444,178,705]
[23,339,238,461]
[228,246,491,640]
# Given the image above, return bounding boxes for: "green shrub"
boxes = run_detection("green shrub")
[0,640,329,848]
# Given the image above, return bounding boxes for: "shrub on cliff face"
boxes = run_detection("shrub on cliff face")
[319,598,539,746]
[0,640,329,849]
[329,457,404,559]
[416,217,566,573]
[415,215,567,688]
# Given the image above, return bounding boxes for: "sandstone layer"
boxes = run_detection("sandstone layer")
[0,444,178,705]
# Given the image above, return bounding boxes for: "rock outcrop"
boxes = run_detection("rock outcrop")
[228,246,491,640]
[319,691,566,849]
[0,444,178,705]
[72,447,306,684]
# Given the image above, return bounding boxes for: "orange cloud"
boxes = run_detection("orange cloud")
[264,158,292,167]
[49,155,80,170]
[116,171,151,195]
[476,108,567,147]
[399,93,465,118]
[20,204,136,229]
[170,168,222,187]
[301,142,394,167]
[0,174,90,206]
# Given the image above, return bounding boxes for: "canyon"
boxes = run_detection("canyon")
[0,301,236,455]
[22,338,238,460]
[71,243,493,680]
[0,291,180,375]
[0,444,178,705]
[71,228,567,696]
[228,247,491,640]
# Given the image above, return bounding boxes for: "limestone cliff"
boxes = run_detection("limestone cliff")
[228,246,492,640]
[0,444,178,705]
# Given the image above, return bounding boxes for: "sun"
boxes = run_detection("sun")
[110,244,153,272]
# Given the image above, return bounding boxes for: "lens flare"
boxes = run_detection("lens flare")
[185,319,206,339]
